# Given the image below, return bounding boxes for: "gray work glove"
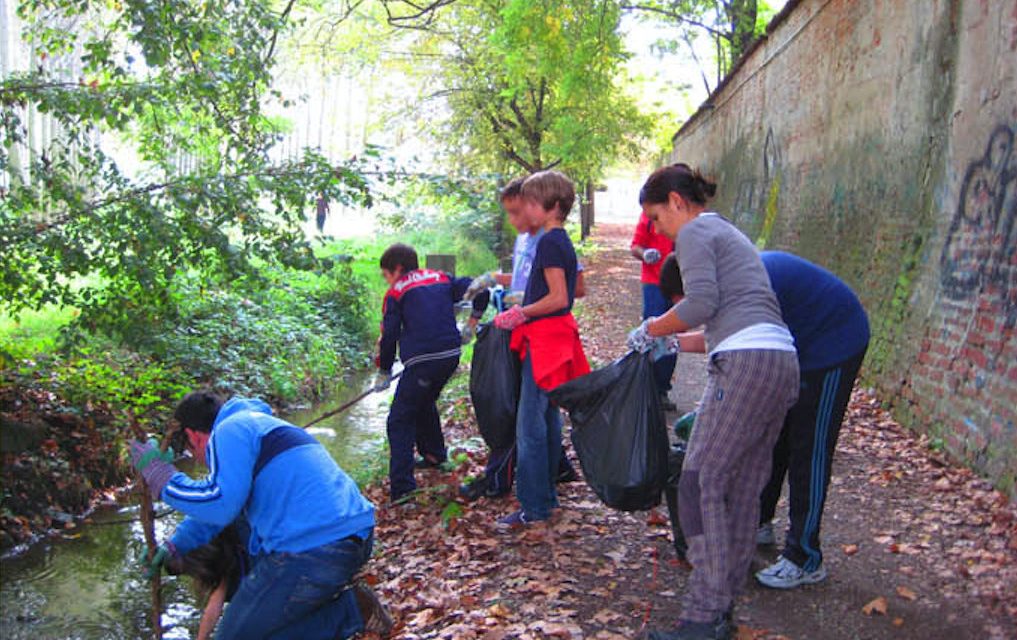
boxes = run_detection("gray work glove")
[128,438,177,500]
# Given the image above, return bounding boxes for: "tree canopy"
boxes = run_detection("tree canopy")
[1,0,373,340]
[386,0,653,186]
[622,0,779,93]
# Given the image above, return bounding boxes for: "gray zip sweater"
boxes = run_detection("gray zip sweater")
[673,213,786,350]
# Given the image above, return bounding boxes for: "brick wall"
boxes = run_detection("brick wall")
[668,0,1017,493]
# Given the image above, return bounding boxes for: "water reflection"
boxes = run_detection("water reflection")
[0,373,391,639]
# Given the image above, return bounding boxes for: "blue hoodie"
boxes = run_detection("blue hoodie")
[166,398,375,557]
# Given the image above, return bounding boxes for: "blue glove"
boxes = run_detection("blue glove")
[128,439,177,500]
[626,320,655,353]
[464,272,498,301]
[373,372,392,392]
[140,542,177,580]
[642,248,662,265]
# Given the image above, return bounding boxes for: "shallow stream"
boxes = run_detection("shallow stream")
[0,372,393,639]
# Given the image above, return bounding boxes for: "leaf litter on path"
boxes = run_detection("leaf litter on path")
[363,224,1017,640]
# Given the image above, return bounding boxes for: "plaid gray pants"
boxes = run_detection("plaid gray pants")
[677,348,799,622]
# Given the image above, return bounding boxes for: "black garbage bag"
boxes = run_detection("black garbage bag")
[469,323,521,449]
[549,351,669,511]
[664,442,688,560]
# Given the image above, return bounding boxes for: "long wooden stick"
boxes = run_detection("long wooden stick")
[301,370,403,430]
[128,411,172,640]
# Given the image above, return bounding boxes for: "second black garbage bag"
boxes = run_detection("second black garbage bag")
[549,350,669,511]
[469,323,521,450]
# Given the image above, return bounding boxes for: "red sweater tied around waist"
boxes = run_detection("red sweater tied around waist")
[509,314,590,391]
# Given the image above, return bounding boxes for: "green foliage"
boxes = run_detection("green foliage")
[625,0,774,91]
[379,173,508,259]
[1,0,376,340]
[48,342,192,426]
[399,0,652,185]
[143,261,372,403]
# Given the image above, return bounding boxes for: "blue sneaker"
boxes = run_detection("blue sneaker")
[496,509,537,529]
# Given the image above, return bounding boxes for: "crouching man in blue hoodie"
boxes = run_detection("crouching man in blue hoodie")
[129,391,392,640]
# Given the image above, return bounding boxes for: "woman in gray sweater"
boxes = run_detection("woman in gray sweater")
[628,164,800,640]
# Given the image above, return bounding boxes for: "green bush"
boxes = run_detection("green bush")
[144,261,372,403]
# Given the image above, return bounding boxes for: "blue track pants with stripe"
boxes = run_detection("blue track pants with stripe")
[758,346,867,572]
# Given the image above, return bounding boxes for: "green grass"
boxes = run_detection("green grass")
[0,305,78,360]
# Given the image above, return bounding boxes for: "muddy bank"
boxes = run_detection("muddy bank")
[1,379,128,551]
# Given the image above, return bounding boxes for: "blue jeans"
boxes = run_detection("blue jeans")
[386,356,459,499]
[215,533,373,640]
[642,283,677,393]
[514,356,562,520]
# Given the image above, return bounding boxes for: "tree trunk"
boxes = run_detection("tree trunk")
[580,181,594,241]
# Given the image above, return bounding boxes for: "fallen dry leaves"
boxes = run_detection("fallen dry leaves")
[360,224,1017,639]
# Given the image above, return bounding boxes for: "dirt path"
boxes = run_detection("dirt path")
[363,223,1017,640]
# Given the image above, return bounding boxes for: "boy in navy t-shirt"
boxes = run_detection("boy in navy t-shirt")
[492,170,589,527]
[377,243,489,502]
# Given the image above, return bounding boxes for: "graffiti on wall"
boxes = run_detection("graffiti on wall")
[731,127,783,245]
[940,124,1017,325]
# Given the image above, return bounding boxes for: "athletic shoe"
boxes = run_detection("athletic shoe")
[644,614,734,640]
[495,509,537,529]
[459,476,489,502]
[414,454,445,469]
[756,522,775,545]
[755,555,827,589]
[353,582,394,636]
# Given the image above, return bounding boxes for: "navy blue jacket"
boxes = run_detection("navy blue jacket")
[379,269,489,371]
[761,251,870,371]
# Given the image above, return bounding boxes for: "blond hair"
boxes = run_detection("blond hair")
[521,170,575,221]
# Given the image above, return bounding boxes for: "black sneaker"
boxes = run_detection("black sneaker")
[556,465,579,483]
[414,454,445,469]
[459,476,490,502]
[645,614,734,640]
[353,582,394,636]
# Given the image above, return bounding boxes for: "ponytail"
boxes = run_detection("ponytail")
[640,164,717,206]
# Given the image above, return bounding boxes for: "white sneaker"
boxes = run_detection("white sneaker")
[756,522,775,545]
[755,556,827,589]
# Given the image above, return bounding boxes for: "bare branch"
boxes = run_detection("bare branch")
[681,33,712,95]
[264,0,299,64]
[619,3,727,40]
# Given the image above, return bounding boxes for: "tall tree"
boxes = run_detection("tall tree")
[388,0,652,186]
[0,0,373,340]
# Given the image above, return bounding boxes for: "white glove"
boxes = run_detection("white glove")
[372,372,392,392]
[650,335,681,361]
[642,248,662,265]
[464,272,498,301]
[627,320,655,353]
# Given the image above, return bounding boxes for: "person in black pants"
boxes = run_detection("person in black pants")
[752,251,869,589]
[658,251,870,590]
[376,243,490,502]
